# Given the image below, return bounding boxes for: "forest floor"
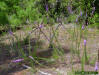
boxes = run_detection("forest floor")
[0,23,99,75]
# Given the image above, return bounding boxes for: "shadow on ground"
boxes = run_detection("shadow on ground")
[0,37,70,75]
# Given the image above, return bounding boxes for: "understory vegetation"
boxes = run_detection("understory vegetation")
[0,0,99,75]
[0,0,99,28]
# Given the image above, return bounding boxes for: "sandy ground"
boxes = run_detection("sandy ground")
[0,23,99,75]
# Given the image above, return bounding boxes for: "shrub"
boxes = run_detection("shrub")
[0,12,9,25]
[9,14,21,28]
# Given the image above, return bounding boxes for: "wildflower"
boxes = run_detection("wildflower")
[82,25,85,30]
[29,56,34,60]
[86,13,87,17]
[80,11,82,16]
[39,24,43,29]
[91,7,95,15]
[84,39,86,46]
[76,16,79,22]
[11,58,24,63]
[87,22,88,25]
[46,4,48,12]
[8,29,13,35]
[93,7,95,10]
[92,11,94,15]
[76,18,78,22]
[67,6,72,14]
[95,62,98,71]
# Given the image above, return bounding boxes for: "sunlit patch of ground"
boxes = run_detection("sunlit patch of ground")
[0,24,99,75]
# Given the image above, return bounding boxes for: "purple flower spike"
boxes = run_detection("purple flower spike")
[80,11,82,16]
[87,22,88,25]
[82,25,85,30]
[29,56,34,60]
[67,6,72,14]
[93,7,95,10]
[76,18,78,22]
[46,4,48,12]
[84,39,86,46]
[8,30,13,35]
[11,58,24,63]
[95,62,98,71]
[92,10,94,15]
[91,7,95,15]
[39,24,43,29]
[86,13,87,17]
[76,16,80,22]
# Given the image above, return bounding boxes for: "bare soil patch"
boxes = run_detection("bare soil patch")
[0,24,99,75]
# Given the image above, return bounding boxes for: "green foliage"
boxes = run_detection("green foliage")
[90,13,99,24]
[9,14,21,27]
[0,12,9,25]
[95,0,99,13]
[0,0,98,28]
[0,2,7,11]
[0,0,41,27]
[90,12,99,27]
[67,14,77,23]
[0,2,9,25]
